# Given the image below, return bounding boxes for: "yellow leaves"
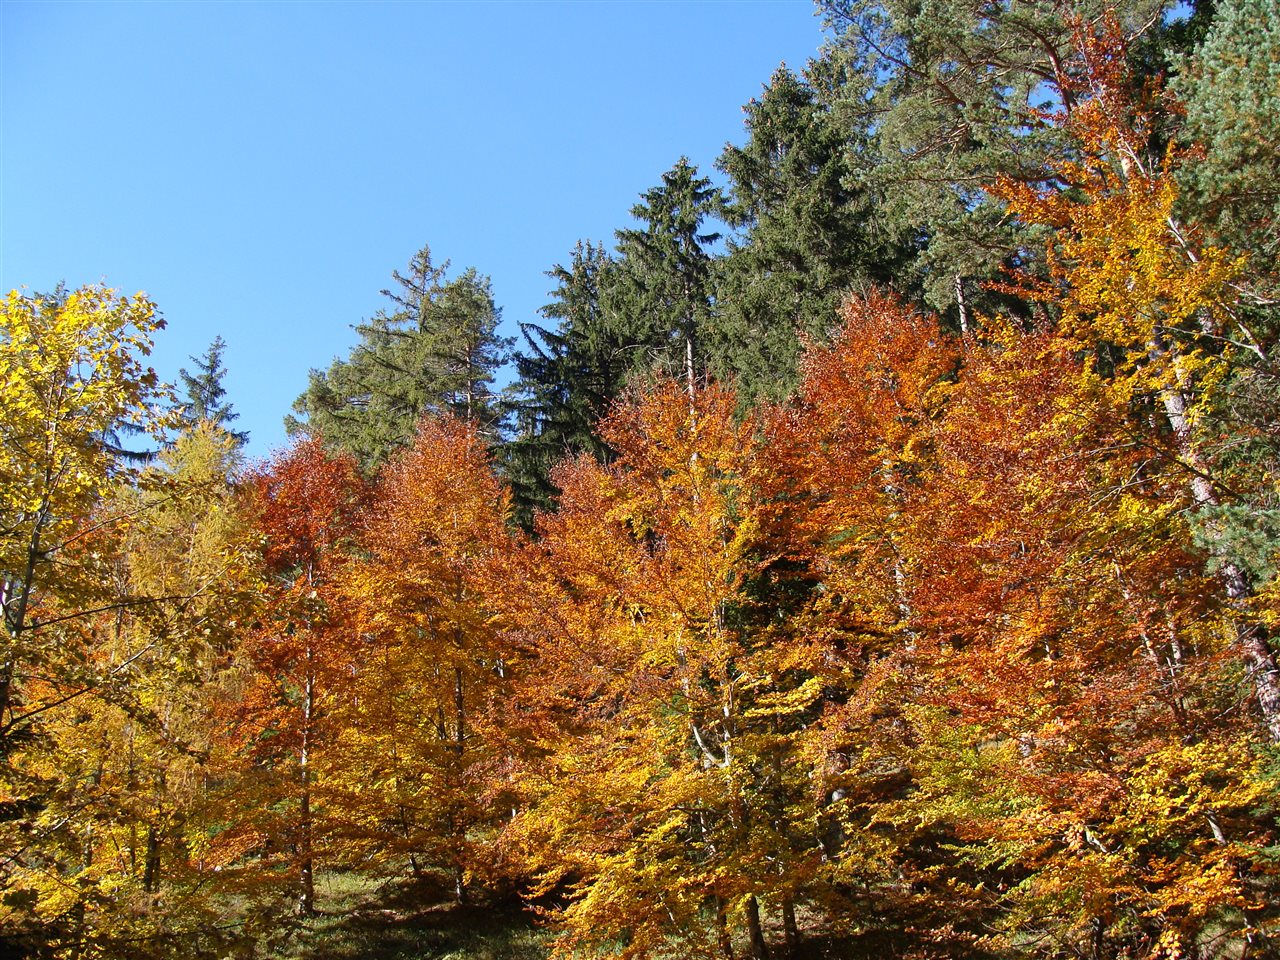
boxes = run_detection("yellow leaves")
[993,76,1244,412]
[742,676,822,720]
[1115,739,1266,844]
[2,285,169,613]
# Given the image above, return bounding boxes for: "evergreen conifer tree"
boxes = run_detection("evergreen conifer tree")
[1174,0,1280,299]
[287,245,512,471]
[817,0,1168,320]
[604,158,724,398]
[714,65,905,402]
[504,241,622,527]
[177,335,248,448]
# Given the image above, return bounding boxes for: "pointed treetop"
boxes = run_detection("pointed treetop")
[178,335,249,448]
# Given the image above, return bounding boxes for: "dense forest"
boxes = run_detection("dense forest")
[4,1,1280,958]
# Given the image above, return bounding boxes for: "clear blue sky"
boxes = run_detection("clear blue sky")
[2,0,829,460]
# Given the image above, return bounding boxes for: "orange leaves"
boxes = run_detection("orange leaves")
[991,15,1243,401]
[323,416,511,893]
[760,267,1278,953]
[249,435,369,579]
[495,379,810,956]
[763,291,959,653]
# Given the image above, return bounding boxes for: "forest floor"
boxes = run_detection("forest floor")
[269,872,866,959]
[273,872,551,960]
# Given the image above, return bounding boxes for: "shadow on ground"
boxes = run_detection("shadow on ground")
[278,874,549,960]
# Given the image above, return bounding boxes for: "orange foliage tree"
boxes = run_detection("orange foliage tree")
[237,436,370,915]
[496,379,825,959]
[991,14,1280,744]
[330,416,512,903]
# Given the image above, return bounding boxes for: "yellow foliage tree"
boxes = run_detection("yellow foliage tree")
[1,286,169,752]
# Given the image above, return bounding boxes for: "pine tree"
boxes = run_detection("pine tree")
[177,335,248,448]
[1174,0,1280,298]
[816,0,1169,319]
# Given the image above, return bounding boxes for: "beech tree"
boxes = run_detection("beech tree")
[331,416,511,901]
[1,287,169,754]
[496,380,828,959]
[239,437,369,915]
[992,17,1280,744]
[1,419,261,958]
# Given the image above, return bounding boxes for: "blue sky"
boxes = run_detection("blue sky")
[2,1,829,459]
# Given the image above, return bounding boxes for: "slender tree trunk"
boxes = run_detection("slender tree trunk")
[143,823,161,893]
[954,274,969,337]
[0,496,50,753]
[298,649,315,916]
[68,823,92,960]
[1158,373,1280,742]
[685,333,697,406]
[782,897,799,958]
[453,657,468,905]
[454,665,466,754]
[715,895,734,960]
[1091,916,1107,960]
[746,895,770,960]
[454,865,468,906]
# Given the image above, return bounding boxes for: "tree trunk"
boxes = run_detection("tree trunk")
[715,895,734,960]
[143,823,161,893]
[782,896,799,958]
[453,660,469,904]
[954,274,969,337]
[69,824,92,960]
[454,865,468,906]
[1091,916,1107,960]
[1159,375,1280,742]
[685,333,697,406]
[746,895,770,960]
[298,651,316,916]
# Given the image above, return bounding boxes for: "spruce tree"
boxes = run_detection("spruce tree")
[177,335,248,448]
[287,245,512,471]
[1174,0,1280,298]
[714,65,905,403]
[504,241,621,527]
[604,158,724,398]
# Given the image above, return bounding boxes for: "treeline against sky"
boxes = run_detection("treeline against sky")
[4,2,1280,958]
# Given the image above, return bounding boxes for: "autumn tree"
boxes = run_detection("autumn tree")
[239,436,369,916]
[992,16,1280,744]
[1,286,169,756]
[1,416,262,957]
[330,416,511,903]
[497,379,829,959]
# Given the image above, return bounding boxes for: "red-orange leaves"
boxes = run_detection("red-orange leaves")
[237,437,370,913]
[333,416,511,899]
[251,435,368,578]
[498,380,810,958]
[763,291,959,663]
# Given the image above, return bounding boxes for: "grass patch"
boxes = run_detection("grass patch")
[267,872,551,960]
